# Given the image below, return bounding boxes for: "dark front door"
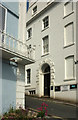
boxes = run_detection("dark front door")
[44,73,50,97]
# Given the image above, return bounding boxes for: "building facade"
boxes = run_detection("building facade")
[25,1,78,103]
[0,2,35,114]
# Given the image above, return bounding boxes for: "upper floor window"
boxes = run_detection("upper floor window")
[0,5,7,43]
[64,22,74,47]
[26,69,31,84]
[65,56,74,80]
[0,5,6,31]
[27,28,32,39]
[42,35,49,55]
[32,6,37,15]
[64,2,73,17]
[42,16,49,29]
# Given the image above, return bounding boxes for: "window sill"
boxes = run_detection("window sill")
[47,0,54,5]
[32,11,37,17]
[63,11,74,19]
[64,78,76,82]
[26,37,32,41]
[47,0,52,5]
[25,84,31,87]
[47,1,50,4]
[41,52,49,57]
[41,26,49,32]
[63,42,75,48]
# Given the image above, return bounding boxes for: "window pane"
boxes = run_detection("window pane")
[27,28,32,39]
[0,6,5,31]
[65,56,74,79]
[43,16,49,29]
[27,77,30,84]
[64,2,73,16]
[27,69,31,84]
[33,6,37,14]
[43,36,49,54]
[64,22,74,46]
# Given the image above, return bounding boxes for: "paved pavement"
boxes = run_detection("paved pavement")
[25,95,78,120]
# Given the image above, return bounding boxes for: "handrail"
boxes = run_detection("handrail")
[0,29,30,48]
[0,29,35,60]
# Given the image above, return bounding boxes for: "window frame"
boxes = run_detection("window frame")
[42,16,49,30]
[26,69,31,85]
[27,28,32,40]
[64,55,75,81]
[0,4,7,43]
[64,22,74,48]
[32,5,37,15]
[0,4,7,32]
[42,35,49,55]
[64,1,73,17]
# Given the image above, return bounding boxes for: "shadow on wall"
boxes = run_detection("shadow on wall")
[2,59,17,114]
[17,64,25,82]
[2,60,17,81]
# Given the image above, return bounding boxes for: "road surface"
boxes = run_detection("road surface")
[25,96,78,120]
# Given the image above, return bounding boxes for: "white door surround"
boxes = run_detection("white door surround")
[36,58,55,98]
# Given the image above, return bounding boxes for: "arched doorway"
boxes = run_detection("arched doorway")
[41,63,50,97]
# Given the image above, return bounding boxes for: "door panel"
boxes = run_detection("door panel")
[44,73,50,96]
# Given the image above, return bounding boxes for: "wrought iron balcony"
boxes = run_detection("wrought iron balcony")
[0,29,35,65]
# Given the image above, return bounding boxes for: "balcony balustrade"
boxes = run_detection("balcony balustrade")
[0,29,35,63]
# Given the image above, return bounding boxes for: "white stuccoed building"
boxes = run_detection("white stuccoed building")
[25,0,78,103]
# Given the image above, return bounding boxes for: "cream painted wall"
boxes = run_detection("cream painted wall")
[16,64,25,109]
[18,2,26,43]
[16,2,26,109]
